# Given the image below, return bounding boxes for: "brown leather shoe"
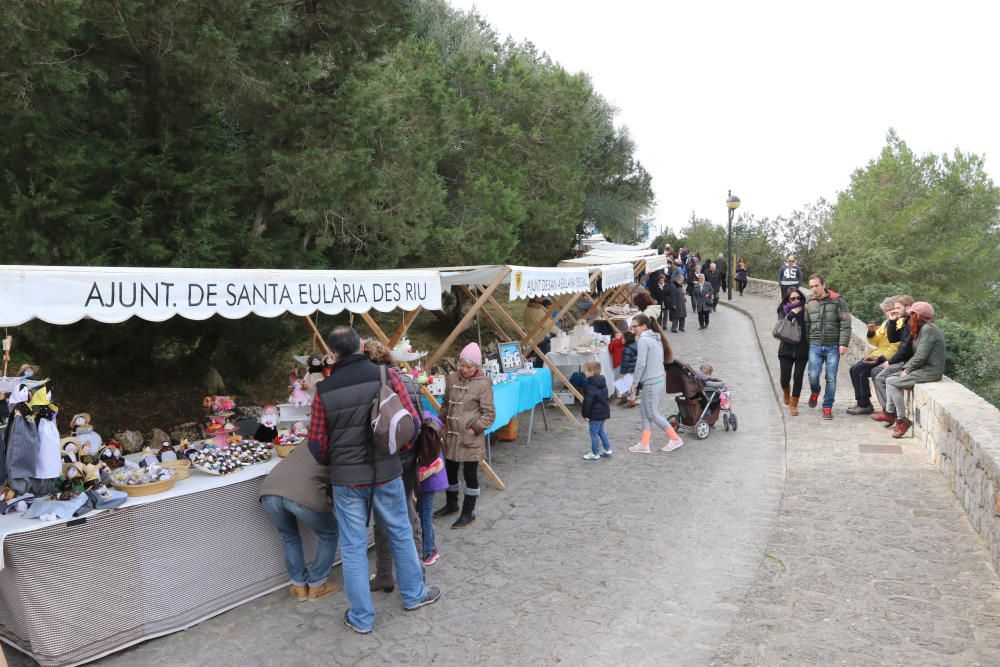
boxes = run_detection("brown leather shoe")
[788,396,799,416]
[308,580,343,600]
[289,584,308,601]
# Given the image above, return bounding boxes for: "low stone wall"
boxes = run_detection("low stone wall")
[742,277,1000,572]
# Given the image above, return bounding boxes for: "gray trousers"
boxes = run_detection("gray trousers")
[640,380,671,432]
[873,362,905,411]
[885,374,912,416]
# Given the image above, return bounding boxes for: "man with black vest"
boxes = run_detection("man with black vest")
[307,326,440,634]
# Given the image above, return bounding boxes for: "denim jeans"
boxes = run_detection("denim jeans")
[415,491,437,559]
[333,476,427,631]
[588,419,611,455]
[808,344,841,409]
[260,495,339,587]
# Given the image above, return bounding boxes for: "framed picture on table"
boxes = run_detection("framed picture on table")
[497,341,524,372]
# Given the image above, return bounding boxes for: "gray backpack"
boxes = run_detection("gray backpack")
[370,366,417,456]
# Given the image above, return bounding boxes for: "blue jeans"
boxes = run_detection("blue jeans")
[333,476,427,631]
[588,419,611,455]
[260,495,339,587]
[808,345,841,409]
[415,491,437,559]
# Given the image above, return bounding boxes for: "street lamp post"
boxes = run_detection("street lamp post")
[726,190,740,300]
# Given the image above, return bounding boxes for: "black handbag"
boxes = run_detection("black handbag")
[772,316,802,344]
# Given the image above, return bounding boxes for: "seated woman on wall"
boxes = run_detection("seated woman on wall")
[846,296,900,415]
[874,301,946,438]
[871,295,914,416]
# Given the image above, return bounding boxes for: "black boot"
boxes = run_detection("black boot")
[451,495,477,529]
[433,490,459,518]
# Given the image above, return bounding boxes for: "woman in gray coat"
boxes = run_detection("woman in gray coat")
[666,272,687,333]
[626,314,685,453]
[883,301,945,438]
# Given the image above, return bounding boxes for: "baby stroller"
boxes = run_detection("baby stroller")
[663,361,737,440]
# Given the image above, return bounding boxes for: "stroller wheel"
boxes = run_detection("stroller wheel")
[667,414,679,429]
[729,413,738,431]
[723,416,730,432]
[695,420,710,440]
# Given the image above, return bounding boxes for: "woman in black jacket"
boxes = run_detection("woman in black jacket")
[777,287,809,415]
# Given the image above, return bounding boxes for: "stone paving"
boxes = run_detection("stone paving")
[9,296,1000,666]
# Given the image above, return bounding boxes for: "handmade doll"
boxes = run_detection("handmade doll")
[98,442,125,470]
[4,386,40,488]
[303,355,326,395]
[254,406,279,443]
[323,354,335,377]
[158,440,178,462]
[291,421,308,438]
[71,413,103,451]
[57,463,86,500]
[61,437,81,464]
[79,441,99,465]
[34,402,62,480]
[288,370,310,406]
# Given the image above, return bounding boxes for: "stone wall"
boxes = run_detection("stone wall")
[744,277,1000,572]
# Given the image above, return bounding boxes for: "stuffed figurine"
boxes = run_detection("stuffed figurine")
[34,402,62,480]
[291,421,308,438]
[56,463,86,500]
[323,354,335,377]
[303,355,326,395]
[158,440,178,462]
[98,442,125,470]
[254,406,279,443]
[71,413,103,451]
[61,437,81,464]
[79,441,99,465]
[288,370,310,406]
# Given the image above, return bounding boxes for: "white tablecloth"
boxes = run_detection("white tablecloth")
[548,348,615,397]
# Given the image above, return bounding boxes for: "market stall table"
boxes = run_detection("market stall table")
[0,456,343,667]
[547,348,615,398]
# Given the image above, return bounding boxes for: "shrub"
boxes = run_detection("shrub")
[841,282,911,324]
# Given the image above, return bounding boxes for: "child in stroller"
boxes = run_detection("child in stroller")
[663,360,737,440]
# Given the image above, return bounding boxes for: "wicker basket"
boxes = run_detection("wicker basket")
[160,460,192,480]
[274,443,298,458]
[110,476,176,497]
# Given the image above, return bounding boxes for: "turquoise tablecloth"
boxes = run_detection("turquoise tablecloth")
[422,368,552,435]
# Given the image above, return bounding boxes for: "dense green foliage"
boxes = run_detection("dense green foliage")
[0,0,654,377]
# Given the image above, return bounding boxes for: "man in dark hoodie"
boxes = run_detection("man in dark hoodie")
[581,361,612,460]
[803,274,852,419]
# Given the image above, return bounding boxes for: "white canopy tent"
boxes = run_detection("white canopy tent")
[0,265,442,327]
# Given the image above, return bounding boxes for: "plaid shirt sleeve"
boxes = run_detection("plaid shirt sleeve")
[306,393,330,465]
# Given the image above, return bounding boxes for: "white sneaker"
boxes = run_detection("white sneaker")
[600,449,613,457]
[660,439,684,453]
[583,452,601,461]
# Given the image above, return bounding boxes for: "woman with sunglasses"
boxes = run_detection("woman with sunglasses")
[777,288,810,415]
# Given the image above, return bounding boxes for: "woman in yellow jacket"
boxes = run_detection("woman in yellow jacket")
[847,296,901,414]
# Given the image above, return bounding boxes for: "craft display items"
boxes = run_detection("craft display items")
[227,439,272,465]
[34,402,62,480]
[71,412,103,451]
[254,405,279,443]
[287,370,310,406]
[189,447,241,475]
[203,395,238,447]
[98,441,125,470]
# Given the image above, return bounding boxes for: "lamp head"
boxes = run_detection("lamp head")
[726,190,741,210]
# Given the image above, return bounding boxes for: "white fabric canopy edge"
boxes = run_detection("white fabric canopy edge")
[0,265,442,327]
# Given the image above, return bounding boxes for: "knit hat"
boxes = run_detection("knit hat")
[459,342,482,366]
[909,301,935,321]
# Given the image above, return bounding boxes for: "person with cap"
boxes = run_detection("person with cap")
[307,326,439,634]
[259,445,342,602]
[778,255,804,299]
[875,301,946,438]
[433,342,495,529]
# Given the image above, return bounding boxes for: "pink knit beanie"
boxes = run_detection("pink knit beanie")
[459,342,482,366]
[909,301,935,321]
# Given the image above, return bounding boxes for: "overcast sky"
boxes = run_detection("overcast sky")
[446,0,1000,235]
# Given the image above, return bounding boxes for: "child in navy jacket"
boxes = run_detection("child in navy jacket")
[581,361,612,460]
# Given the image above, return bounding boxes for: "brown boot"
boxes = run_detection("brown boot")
[782,386,791,405]
[788,396,799,416]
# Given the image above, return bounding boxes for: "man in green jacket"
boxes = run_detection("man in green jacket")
[803,274,852,419]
